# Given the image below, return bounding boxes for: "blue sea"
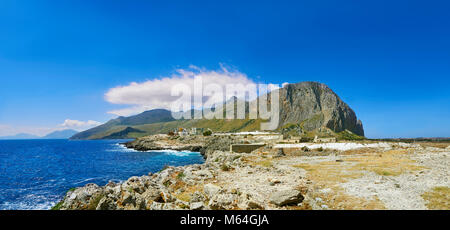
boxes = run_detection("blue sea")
[0,139,204,210]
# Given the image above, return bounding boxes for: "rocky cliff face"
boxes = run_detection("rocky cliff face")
[278,82,364,136]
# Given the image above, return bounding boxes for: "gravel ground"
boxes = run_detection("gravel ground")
[341,148,449,209]
[275,143,449,209]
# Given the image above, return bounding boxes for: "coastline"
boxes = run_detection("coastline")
[53,135,450,210]
[53,135,309,210]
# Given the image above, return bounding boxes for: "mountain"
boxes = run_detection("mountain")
[277,82,364,137]
[43,129,78,139]
[70,109,175,140]
[102,127,145,139]
[71,82,365,140]
[0,133,40,140]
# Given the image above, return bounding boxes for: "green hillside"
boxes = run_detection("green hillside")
[75,117,264,140]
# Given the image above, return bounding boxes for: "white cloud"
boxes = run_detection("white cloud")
[105,65,256,116]
[60,119,101,129]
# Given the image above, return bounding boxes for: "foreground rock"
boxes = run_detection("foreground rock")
[54,141,308,210]
[270,190,304,206]
[54,136,449,210]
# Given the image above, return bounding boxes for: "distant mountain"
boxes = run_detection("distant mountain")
[70,109,175,140]
[71,82,365,140]
[43,129,78,139]
[277,82,364,137]
[0,133,40,140]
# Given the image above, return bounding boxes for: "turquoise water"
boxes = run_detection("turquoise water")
[0,139,204,210]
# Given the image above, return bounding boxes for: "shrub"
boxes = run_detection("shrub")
[221,164,230,171]
[87,194,104,210]
[177,172,185,179]
[203,130,212,136]
[51,201,64,210]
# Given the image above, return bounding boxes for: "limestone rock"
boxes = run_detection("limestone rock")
[203,184,221,198]
[208,194,237,210]
[96,197,116,210]
[190,202,205,210]
[278,82,364,136]
[270,189,304,206]
[190,191,206,203]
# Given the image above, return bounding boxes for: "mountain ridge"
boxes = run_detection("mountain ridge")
[0,129,79,140]
[0,133,40,140]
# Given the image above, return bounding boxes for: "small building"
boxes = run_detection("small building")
[230,143,266,153]
[213,131,283,141]
[178,128,189,136]
[189,127,204,135]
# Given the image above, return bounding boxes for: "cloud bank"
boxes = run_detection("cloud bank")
[0,119,103,137]
[105,65,256,116]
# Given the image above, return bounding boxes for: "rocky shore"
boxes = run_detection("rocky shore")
[54,135,449,210]
[54,135,306,210]
[123,134,207,153]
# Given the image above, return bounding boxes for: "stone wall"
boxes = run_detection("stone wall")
[231,144,266,153]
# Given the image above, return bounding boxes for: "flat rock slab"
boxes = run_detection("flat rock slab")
[270,190,304,206]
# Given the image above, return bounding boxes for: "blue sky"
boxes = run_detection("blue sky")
[0,0,449,138]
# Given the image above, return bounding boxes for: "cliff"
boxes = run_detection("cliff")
[278,82,364,136]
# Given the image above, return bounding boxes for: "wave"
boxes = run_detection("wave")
[0,194,57,210]
[106,143,140,152]
[109,143,201,156]
[73,177,95,185]
[162,150,199,157]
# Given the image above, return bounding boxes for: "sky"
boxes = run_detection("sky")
[0,0,449,138]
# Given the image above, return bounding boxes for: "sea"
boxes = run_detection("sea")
[0,139,204,210]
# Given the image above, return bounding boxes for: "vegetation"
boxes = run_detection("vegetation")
[50,187,76,210]
[293,162,385,210]
[221,164,230,171]
[336,130,365,141]
[256,160,273,168]
[77,117,267,139]
[291,148,429,209]
[87,194,105,210]
[422,187,450,210]
[203,130,212,136]
[300,114,324,131]
[102,127,145,139]
[51,201,64,210]
[348,149,425,176]
[176,172,185,179]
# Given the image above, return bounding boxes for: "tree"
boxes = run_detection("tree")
[203,130,212,136]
